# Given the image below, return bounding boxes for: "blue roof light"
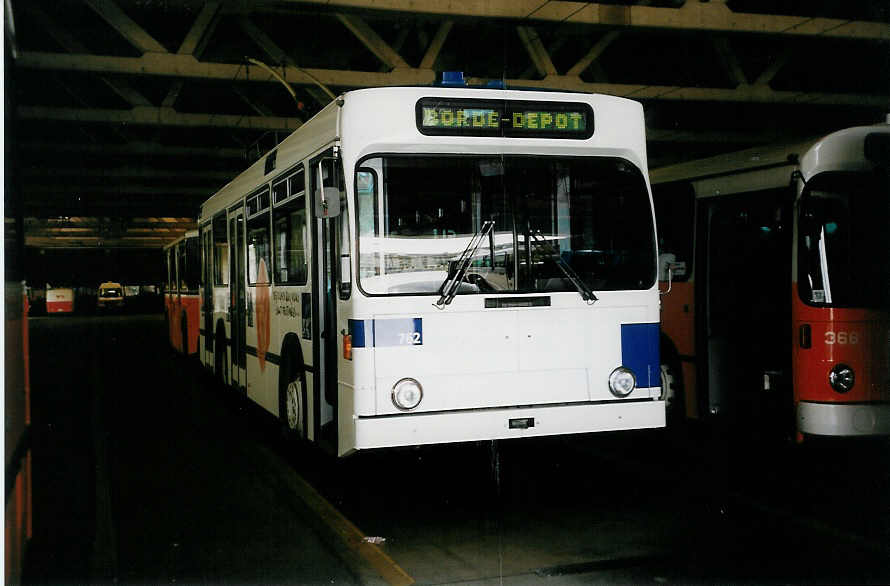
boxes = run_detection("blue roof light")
[440,71,466,86]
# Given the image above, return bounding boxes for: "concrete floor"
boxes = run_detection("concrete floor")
[23,313,890,585]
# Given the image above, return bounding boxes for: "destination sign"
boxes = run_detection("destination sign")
[417,98,593,139]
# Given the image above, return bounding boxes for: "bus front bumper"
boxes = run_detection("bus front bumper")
[798,401,890,436]
[353,399,665,450]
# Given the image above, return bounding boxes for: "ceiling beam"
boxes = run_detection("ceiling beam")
[17,51,888,107]
[278,0,890,41]
[25,4,152,107]
[755,50,792,86]
[83,0,169,54]
[25,184,211,196]
[462,74,890,107]
[418,20,452,70]
[17,51,436,90]
[18,104,301,131]
[335,13,411,70]
[517,26,558,77]
[165,2,222,109]
[238,16,331,106]
[713,37,748,87]
[645,127,789,144]
[566,31,619,77]
[23,166,234,181]
[19,141,245,158]
[178,2,220,56]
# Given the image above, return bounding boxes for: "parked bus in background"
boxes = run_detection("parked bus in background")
[45,285,74,315]
[164,230,200,355]
[198,83,664,457]
[97,281,125,312]
[653,122,890,440]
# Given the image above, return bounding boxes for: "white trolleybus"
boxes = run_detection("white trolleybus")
[198,85,664,456]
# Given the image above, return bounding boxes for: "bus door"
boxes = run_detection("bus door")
[310,150,341,452]
[229,208,247,392]
[701,189,792,434]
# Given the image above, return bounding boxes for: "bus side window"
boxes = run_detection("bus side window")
[212,213,229,285]
[273,195,308,285]
[184,236,200,292]
[247,211,272,285]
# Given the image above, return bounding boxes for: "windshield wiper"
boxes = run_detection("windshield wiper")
[528,231,598,303]
[435,220,496,308]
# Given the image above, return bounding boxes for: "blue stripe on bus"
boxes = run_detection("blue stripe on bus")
[349,318,422,347]
[348,319,373,348]
[620,323,660,388]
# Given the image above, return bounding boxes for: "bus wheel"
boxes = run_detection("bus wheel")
[660,360,684,428]
[280,357,307,442]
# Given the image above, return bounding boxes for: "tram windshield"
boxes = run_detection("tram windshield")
[798,170,890,308]
[356,155,656,296]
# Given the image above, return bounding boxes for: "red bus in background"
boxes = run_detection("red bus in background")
[165,230,201,355]
[6,282,32,583]
[653,123,890,440]
[45,286,74,314]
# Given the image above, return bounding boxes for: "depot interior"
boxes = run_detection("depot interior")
[5,1,890,583]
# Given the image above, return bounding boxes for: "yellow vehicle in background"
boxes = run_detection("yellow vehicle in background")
[97,282,125,312]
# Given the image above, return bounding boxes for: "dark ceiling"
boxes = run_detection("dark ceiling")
[6,0,890,249]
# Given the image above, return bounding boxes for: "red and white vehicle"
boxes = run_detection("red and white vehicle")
[164,230,201,355]
[45,285,74,314]
[653,122,890,439]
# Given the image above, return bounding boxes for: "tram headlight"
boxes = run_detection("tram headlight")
[608,367,636,398]
[828,364,855,394]
[392,378,423,411]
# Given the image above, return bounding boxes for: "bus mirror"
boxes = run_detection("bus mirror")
[315,159,342,218]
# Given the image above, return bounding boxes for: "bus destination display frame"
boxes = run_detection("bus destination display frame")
[416,98,595,139]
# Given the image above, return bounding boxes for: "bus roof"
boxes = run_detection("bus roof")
[800,124,890,180]
[651,123,890,187]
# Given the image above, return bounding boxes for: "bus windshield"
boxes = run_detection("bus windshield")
[356,155,655,296]
[798,170,890,308]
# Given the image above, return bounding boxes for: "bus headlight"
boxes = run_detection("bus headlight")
[608,367,636,398]
[392,378,423,411]
[829,364,855,394]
